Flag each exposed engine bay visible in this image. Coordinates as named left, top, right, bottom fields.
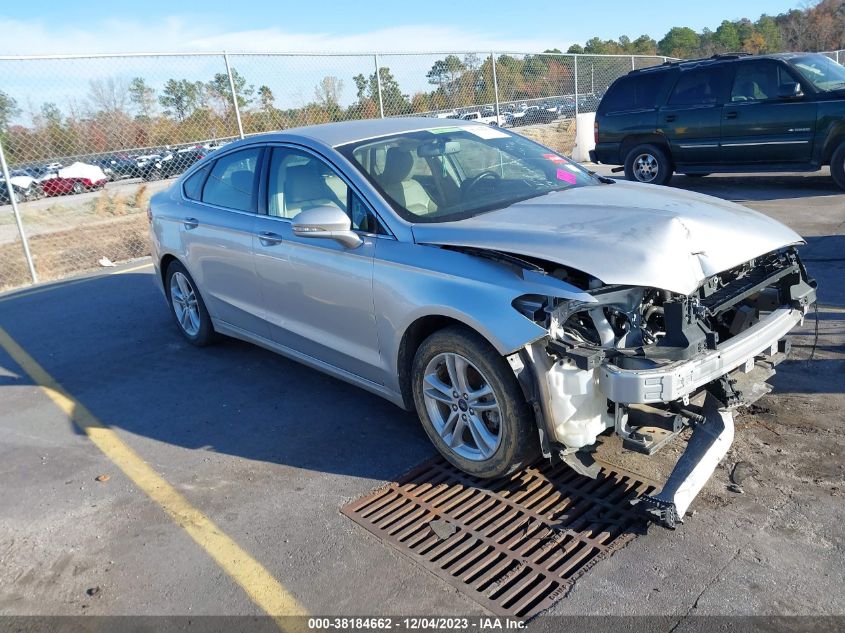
left=505, top=246, right=817, bottom=528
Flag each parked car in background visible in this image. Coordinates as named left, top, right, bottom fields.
left=9, top=170, right=45, bottom=200
left=149, top=118, right=816, bottom=527
left=512, top=105, right=557, bottom=126
left=0, top=180, right=20, bottom=204
left=592, top=52, right=845, bottom=189
left=134, top=153, right=162, bottom=172
left=460, top=110, right=507, bottom=126
left=95, top=155, right=141, bottom=181
left=576, top=94, right=602, bottom=112
left=140, top=147, right=206, bottom=181
left=40, top=162, right=108, bottom=196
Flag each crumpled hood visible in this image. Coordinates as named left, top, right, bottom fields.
left=412, top=180, right=803, bottom=295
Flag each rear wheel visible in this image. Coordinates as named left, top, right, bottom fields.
left=624, top=143, right=674, bottom=185
left=165, top=260, right=216, bottom=346
left=831, top=143, right=845, bottom=191
left=71, top=181, right=84, bottom=194
left=412, top=325, right=538, bottom=478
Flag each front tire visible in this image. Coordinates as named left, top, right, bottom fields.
left=412, top=325, right=538, bottom=478
left=831, top=143, right=845, bottom=191
left=165, top=260, right=216, bottom=346
left=624, top=143, right=674, bottom=185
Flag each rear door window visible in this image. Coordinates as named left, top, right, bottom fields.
left=201, top=147, right=262, bottom=212
left=183, top=165, right=209, bottom=200
left=668, top=65, right=730, bottom=105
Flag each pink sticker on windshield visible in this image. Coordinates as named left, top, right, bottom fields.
left=556, top=168, right=577, bottom=184
left=543, top=153, right=565, bottom=163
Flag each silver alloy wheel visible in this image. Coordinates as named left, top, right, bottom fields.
left=633, top=153, right=659, bottom=183
left=169, top=271, right=201, bottom=337
left=422, top=352, right=502, bottom=461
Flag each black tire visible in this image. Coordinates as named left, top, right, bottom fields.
left=411, top=325, right=538, bottom=478
left=684, top=173, right=710, bottom=178
left=71, top=181, right=84, bottom=194
left=164, top=260, right=217, bottom=346
left=623, top=143, right=674, bottom=186
left=831, top=143, right=845, bottom=191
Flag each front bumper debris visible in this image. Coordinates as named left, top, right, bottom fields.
left=598, top=306, right=805, bottom=405
left=632, top=392, right=735, bottom=528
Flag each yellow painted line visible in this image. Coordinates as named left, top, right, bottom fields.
left=0, top=325, right=308, bottom=628
left=0, top=261, right=153, bottom=303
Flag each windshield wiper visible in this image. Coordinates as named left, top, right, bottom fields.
left=586, top=169, right=615, bottom=184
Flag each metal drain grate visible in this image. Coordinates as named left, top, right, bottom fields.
left=342, top=456, right=654, bottom=619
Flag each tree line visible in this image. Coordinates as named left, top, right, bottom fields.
left=565, top=0, right=844, bottom=58
left=0, top=53, right=590, bottom=164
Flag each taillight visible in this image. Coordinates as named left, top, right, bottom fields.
left=594, top=120, right=599, bottom=144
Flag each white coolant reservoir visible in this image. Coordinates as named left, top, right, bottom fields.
left=546, top=360, right=613, bottom=449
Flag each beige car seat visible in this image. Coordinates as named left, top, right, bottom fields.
left=379, top=147, right=437, bottom=216
left=283, top=163, right=345, bottom=217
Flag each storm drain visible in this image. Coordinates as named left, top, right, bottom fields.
left=341, top=457, right=654, bottom=619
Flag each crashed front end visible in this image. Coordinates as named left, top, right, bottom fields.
left=512, top=247, right=817, bottom=528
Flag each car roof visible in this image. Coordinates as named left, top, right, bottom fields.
left=629, top=52, right=824, bottom=77
left=239, top=117, right=486, bottom=148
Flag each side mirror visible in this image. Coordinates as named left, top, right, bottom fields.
left=292, top=205, right=363, bottom=249
left=777, top=82, right=803, bottom=99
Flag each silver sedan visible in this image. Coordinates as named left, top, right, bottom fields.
left=149, top=117, right=816, bottom=528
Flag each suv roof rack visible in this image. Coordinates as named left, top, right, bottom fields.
left=660, top=52, right=752, bottom=67
left=630, top=52, right=753, bottom=75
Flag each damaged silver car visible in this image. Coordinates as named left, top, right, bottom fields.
left=149, top=118, right=816, bottom=528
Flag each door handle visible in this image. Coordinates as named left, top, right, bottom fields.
left=183, top=217, right=199, bottom=230
left=724, top=111, right=738, bottom=119
left=664, top=114, right=676, bottom=122
left=258, top=231, right=284, bottom=246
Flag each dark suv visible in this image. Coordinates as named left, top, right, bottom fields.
left=591, top=52, right=845, bottom=189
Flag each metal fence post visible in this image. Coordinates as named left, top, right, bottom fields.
left=223, top=51, right=244, bottom=139
left=374, top=54, right=385, bottom=118
left=631, top=55, right=635, bottom=71
left=573, top=55, right=579, bottom=117
left=490, top=52, right=500, bottom=120
left=0, top=139, right=37, bottom=284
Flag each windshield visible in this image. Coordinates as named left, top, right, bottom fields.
left=790, top=54, right=845, bottom=92
left=337, top=126, right=598, bottom=223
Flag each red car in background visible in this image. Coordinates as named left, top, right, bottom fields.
left=40, top=162, right=108, bottom=196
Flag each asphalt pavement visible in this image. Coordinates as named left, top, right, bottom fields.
left=0, top=170, right=842, bottom=627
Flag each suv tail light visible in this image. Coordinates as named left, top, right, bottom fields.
left=594, top=120, right=599, bottom=144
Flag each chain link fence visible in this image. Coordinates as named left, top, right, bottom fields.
left=1, top=49, right=842, bottom=291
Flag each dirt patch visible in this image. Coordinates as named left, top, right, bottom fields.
left=0, top=185, right=153, bottom=291
left=0, top=213, right=151, bottom=291
left=514, top=119, right=577, bottom=156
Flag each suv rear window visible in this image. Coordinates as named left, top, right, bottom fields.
left=600, top=72, right=673, bottom=113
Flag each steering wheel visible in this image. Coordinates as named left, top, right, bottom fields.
left=461, top=170, right=501, bottom=200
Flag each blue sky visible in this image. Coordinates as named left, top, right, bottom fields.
left=0, top=0, right=802, bottom=55
left=0, top=0, right=804, bottom=127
